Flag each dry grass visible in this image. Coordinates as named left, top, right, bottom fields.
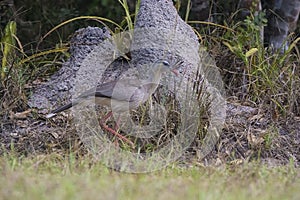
left=0, top=153, right=299, bottom=200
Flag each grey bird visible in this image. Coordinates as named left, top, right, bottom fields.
left=46, top=60, right=179, bottom=146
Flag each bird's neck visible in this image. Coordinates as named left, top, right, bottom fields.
left=146, top=68, right=162, bottom=95
left=150, top=68, right=162, bottom=83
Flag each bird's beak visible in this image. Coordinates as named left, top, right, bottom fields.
left=171, top=60, right=183, bottom=76
left=171, top=69, right=179, bottom=76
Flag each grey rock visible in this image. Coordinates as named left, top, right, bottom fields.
left=132, top=0, right=199, bottom=68
left=28, top=27, right=111, bottom=113
left=29, top=1, right=202, bottom=113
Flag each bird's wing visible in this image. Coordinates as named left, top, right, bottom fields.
left=108, top=79, right=144, bottom=102
left=76, top=79, right=143, bottom=102
left=75, top=81, right=117, bottom=99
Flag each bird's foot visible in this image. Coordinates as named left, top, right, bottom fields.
left=100, top=123, right=135, bottom=149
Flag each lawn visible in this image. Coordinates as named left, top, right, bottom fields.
left=0, top=154, right=299, bottom=200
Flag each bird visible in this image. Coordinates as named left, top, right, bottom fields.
left=46, top=60, right=180, bottom=147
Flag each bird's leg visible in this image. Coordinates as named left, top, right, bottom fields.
left=100, top=123, right=134, bottom=147
left=100, top=111, right=120, bottom=130
left=113, top=114, right=121, bottom=132
left=99, top=111, right=113, bottom=124
left=99, top=111, right=134, bottom=148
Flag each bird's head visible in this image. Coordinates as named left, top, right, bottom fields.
left=154, top=60, right=179, bottom=76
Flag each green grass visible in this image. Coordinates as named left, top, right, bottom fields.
left=192, top=8, right=300, bottom=116
left=0, top=154, right=299, bottom=200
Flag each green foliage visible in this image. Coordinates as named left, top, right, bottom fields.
left=6, top=0, right=134, bottom=50
left=1, top=21, right=17, bottom=80
left=119, top=0, right=134, bottom=30
left=223, top=11, right=267, bottom=64
left=222, top=9, right=300, bottom=115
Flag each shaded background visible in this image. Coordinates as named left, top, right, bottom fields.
left=1, top=0, right=299, bottom=51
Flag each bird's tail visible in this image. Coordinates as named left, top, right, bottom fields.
left=46, top=102, right=73, bottom=118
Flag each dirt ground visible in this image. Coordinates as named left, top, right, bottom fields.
left=1, top=26, right=299, bottom=167
left=1, top=97, right=299, bottom=167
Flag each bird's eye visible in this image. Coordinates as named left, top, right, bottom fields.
left=162, top=61, right=169, bottom=66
